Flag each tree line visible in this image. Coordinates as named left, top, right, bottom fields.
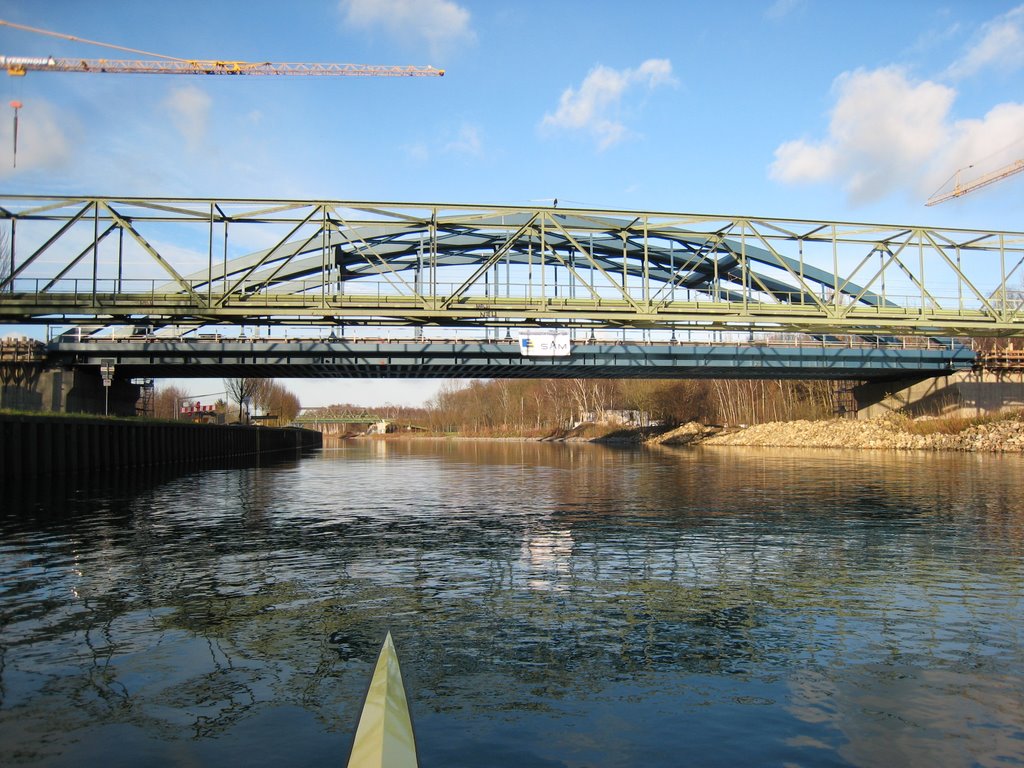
left=153, top=378, right=301, bottom=424
left=420, top=377, right=839, bottom=436
left=154, top=375, right=838, bottom=434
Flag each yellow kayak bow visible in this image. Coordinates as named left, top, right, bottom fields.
left=346, top=632, right=419, bottom=768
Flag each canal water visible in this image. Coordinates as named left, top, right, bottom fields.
left=1, top=440, right=1023, bottom=767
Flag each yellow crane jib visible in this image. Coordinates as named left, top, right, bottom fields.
left=0, top=19, right=443, bottom=78
left=926, top=159, right=1024, bottom=206
left=0, top=55, right=443, bottom=77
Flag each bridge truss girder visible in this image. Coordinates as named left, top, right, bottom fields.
left=2, top=196, right=1024, bottom=337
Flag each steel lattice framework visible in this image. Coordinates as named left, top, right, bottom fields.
left=2, top=195, right=1024, bottom=337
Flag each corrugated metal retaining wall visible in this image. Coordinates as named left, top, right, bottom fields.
left=0, top=415, right=322, bottom=481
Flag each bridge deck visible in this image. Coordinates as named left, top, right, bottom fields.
left=45, top=338, right=974, bottom=381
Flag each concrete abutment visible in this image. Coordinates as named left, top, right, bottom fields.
left=854, top=370, right=1024, bottom=419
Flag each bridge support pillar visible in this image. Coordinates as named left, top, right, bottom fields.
left=0, top=359, right=141, bottom=416
left=854, top=370, right=1024, bottom=419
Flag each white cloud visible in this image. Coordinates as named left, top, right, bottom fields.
left=163, top=85, right=212, bottom=152
left=946, top=5, right=1024, bottom=80
left=0, top=100, right=71, bottom=177
left=444, top=123, right=482, bottom=156
left=339, top=0, right=474, bottom=56
left=541, top=59, right=677, bottom=150
left=770, top=67, right=961, bottom=203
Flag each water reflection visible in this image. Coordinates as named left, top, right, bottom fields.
left=1, top=440, right=1023, bottom=766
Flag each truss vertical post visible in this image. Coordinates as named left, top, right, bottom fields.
left=321, top=205, right=328, bottom=309
left=741, top=222, right=748, bottom=316
left=541, top=214, right=547, bottom=301
left=832, top=225, right=839, bottom=310
left=713, top=238, right=720, bottom=302
left=117, top=225, right=124, bottom=296
left=798, top=239, right=805, bottom=306
left=643, top=217, right=651, bottom=310
left=6, top=218, right=14, bottom=292
left=222, top=219, right=229, bottom=302
left=956, top=246, right=962, bottom=311
left=1001, top=233, right=1007, bottom=322
left=430, top=208, right=438, bottom=310
left=208, top=202, right=215, bottom=306
left=621, top=233, right=627, bottom=293
left=919, top=232, right=926, bottom=310
left=91, top=200, right=99, bottom=305
left=528, top=240, right=533, bottom=302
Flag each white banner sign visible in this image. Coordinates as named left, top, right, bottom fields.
left=519, top=332, right=571, bottom=357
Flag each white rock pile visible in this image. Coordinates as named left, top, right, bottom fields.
left=697, top=415, right=1024, bottom=452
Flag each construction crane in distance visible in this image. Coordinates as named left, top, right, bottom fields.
left=0, top=18, right=445, bottom=77
left=926, top=158, right=1024, bottom=206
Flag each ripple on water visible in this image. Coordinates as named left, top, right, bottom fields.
left=1, top=442, right=1023, bottom=767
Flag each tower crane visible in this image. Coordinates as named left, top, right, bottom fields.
left=0, top=18, right=443, bottom=166
left=0, top=18, right=445, bottom=78
left=926, top=158, right=1024, bottom=206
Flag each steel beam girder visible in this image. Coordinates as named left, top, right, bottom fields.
left=45, top=340, right=974, bottom=381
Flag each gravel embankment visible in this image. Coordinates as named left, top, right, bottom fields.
left=696, top=416, right=1024, bottom=452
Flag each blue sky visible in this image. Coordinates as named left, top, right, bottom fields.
left=3, top=0, right=1024, bottom=407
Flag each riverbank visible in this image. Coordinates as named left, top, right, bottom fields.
left=340, top=411, right=1024, bottom=452
left=690, top=413, right=1024, bottom=452
left=512, top=412, right=1024, bottom=452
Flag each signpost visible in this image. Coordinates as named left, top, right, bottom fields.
left=99, top=358, right=114, bottom=415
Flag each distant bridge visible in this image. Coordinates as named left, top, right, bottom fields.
left=42, top=335, right=972, bottom=382
left=2, top=196, right=1024, bottom=338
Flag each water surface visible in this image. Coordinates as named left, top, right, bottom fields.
left=2, top=441, right=1023, bottom=766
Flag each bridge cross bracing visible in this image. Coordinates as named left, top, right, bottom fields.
left=1, top=195, right=1024, bottom=338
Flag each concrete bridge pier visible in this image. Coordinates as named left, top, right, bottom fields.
left=854, top=370, right=1024, bottom=419
left=1, top=358, right=140, bottom=416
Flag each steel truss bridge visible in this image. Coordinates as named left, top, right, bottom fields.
left=0, top=195, right=1020, bottom=382
left=1, top=195, right=1023, bottom=337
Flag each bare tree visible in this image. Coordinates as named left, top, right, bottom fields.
left=253, top=380, right=302, bottom=424
left=223, top=377, right=262, bottom=423
left=154, top=384, right=191, bottom=421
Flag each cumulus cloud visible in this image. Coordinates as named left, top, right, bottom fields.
left=163, top=85, right=212, bottom=152
left=771, top=65, right=1024, bottom=203
left=946, top=5, right=1024, bottom=80
left=541, top=59, right=677, bottom=150
left=339, top=0, right=474, bottom=55
left=0, top=100, right=71, bottom=177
